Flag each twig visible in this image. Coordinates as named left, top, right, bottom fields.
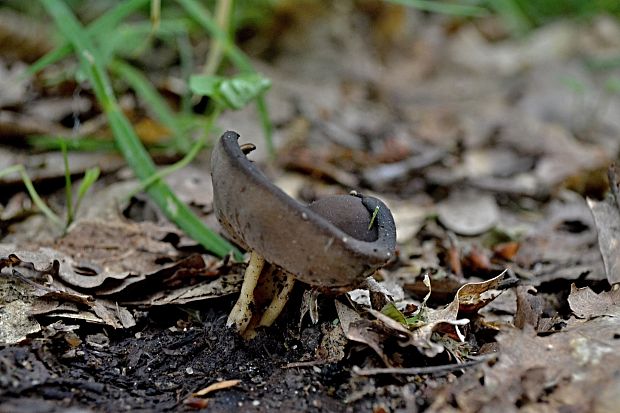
left=352, top=354, right=497, bottom=376
left=284, top=360, right=332, bottom=369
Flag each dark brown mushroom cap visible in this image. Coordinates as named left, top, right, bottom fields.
left=211, top=131, right=396, bottom=288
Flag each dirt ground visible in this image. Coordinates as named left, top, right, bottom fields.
left=2, top=294, right=428, bottom=413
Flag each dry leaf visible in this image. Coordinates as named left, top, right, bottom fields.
left=514, top=285, right=545, bottom=330
left=192, top=379, right=241, bottom=397
left=315, top=322, right=347, bottom=363
left=587, top=196, right=620, bottom=286
left=127, top=272, right=242, bottom=306
left=437, top=191, right=500, bottom=236
left=568, top=284, right=620, bottom=319
left=0, top=299, right=41, bottom=345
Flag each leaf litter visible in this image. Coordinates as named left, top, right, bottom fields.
left=2, top=2, right=620, bottom=412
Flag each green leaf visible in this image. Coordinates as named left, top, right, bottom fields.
left=381, top=302, right=407, bottom=325
left=190, top=73, right=271, bottom=110
left=405, top=312, right=427, bottom=328
left=61, top=139, right=74, bottom=226
left=189, top=75, right=224, bottom=97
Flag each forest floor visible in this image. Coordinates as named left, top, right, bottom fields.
left=1, top=3, right=620, bottom=412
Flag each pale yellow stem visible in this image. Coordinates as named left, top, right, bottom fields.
left=258, top=272, right=296, bottom=327
left=226, top=250, right=265, bottom=332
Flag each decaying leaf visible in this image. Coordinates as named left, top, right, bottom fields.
left=0, top=151, right=125, bottom=186
left=587, top=195, right=620, bottom=286
left=300, top=289, right=320, bottom=326
left=568, top=284, right=620, bottom=319
left=346, top=319, right=397, bottom=366
left=335, top=300, right=363, bottom=336
left=315, top=322, right=348, bottom=363
left=514, top=285, right=546, bottom=330
left=515, top=193, right=605, bottom=285
left=126, top=272, right=242, bottom=306
left=437, top=191, right=500, bottom=236
left=0, top=297, right=41, bottom=345
left=52, top=219, right=182, bottom=290
left=433, top=317, right=620, bottom=412
left=455, top=271, right=506, bottom=313
left=338, top=272, right=506, bottom=362
left=29, top=291, right=135, bottom=329
left=0, top=218, right=242, bottom=329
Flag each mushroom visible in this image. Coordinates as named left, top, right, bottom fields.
left=211, top=131, right=396, bottom=336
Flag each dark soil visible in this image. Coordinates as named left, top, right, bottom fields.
left=0, top=295, right=427, bottom=412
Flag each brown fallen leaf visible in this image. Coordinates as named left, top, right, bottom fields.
left=184, top=398, right=210, bottom=409
left=0, top=276, right=42, bottom=345
left=568, top=284, right=620, bottom=319
left=30, top=291, right=136, bottom=329
left=492, top=241, right=520, bottom=261
left=515, top=193, right=605, bottom=286
left=0, top=150, right=124, bottom=186
left=126, top=272, right=243, bottom=306
left=455, top=270, right=506, bottom=313
left=587, top=194, right=620, bottom=286
left=52, top=219, right=181, bottom=291
left=432, top=317, right=620, bottom=413
left=346, top=319, right=398, bottom=366
left=281, top=146, right=359, bottom=188
left=514, top=285, right=545, bottom=330
left=192, top=379, right=241, bottom=397
left=340, top=272, right=506, bottom=363
left=437, top=191, right=500, bottom=236
left=315, top=322, right=348, bottom=363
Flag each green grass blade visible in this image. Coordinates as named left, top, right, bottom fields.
left=128, top=107, right=221, bottom=198
left=256, top=95, right=274, bottom=156
left=388, top=0, right=489, bottom=16
left=175, top=0, right=253, bottom=73
left=42, top=0, right=241, bottom=259
left=28, top=135, right=117, bottom=152
left=60, top=140, right=74, bottom=226
left=111, top=59, right=191, bottom=152
left=151, top=0, right=161, bottom=32
left=73, top=167, right=100, bottom=218
left=0, top=164, right=63, bottom=229
left=28, top=0, right=150, bottom=76
left=485, top=0, right=533, bottom=35
left=177, top=32, right=195, bottom=115
left=19, top=168, right=64, bottom=229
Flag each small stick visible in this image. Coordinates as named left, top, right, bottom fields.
left=352, top=354, right=496, bottom=376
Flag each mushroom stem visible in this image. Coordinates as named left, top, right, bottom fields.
left=258, top=272, right=296, bottom=327
left=226, top=250, right=265, bottom=332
